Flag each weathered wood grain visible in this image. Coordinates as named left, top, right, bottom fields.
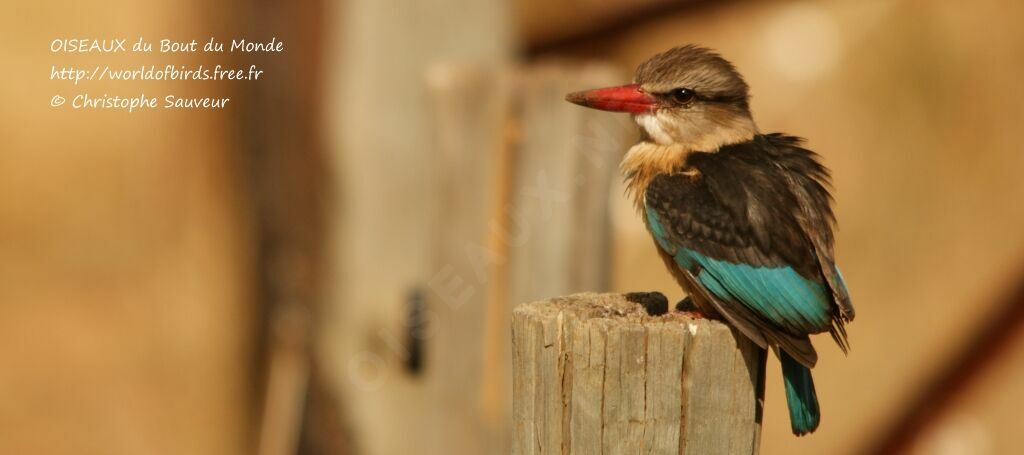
left=512, top=292, right=765, bottom=455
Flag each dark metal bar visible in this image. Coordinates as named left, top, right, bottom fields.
left=865, top=266, right=1024, bottom=454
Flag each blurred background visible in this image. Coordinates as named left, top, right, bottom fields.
left=3, top=0, right=1024, bottom=454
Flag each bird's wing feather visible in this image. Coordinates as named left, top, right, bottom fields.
left=645, top=201, right=830, bottom=335
left=762, top=135, right=854, bottom=345
left=678, top=267, right=819, bottom=366
left=644, top=136, right=851, bottom=365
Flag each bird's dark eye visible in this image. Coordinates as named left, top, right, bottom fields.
left=668, top=88, right=696, bottom=105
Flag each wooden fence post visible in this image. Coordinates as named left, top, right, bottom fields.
left=512, top=292, right=766, bottom=455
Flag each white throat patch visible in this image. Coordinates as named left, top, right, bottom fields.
left=635, top=114, right=674, bottom=145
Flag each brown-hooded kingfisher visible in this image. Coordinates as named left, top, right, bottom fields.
left=566, top=45, right=855, bottom=436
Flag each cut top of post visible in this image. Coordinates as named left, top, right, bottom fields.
left=512, top=292, right=765, bottom=455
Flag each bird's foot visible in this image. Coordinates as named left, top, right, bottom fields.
left=673, top=296, right=707, bottom=319
left=624, top=291, right=668, bottom=316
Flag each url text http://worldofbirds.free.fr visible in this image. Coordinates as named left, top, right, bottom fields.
left=47, top=37, right=285, bottom=112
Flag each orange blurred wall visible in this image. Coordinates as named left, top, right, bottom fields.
left=0, top=1, right=256, bottom=454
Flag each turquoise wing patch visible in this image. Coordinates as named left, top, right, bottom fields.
left=647, top=207, right=832, bottom=334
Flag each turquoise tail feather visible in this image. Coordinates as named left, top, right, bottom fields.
left=781, top=350, right=820, bottom=435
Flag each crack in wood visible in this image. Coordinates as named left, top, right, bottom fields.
left=513, top=293, right=762, bottom=454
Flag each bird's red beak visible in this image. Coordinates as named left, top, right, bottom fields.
left=565, top=84, right=656, bottom=114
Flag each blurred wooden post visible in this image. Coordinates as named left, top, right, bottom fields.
left=512, top=293, right=765, bottom=455
left=424, top=63, right=631, bottom=454
left=507, top=64, right=631, bottom=305
left=425, top=64, right=514, bottom=454
left=320, top=0, right=511, bottom=452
